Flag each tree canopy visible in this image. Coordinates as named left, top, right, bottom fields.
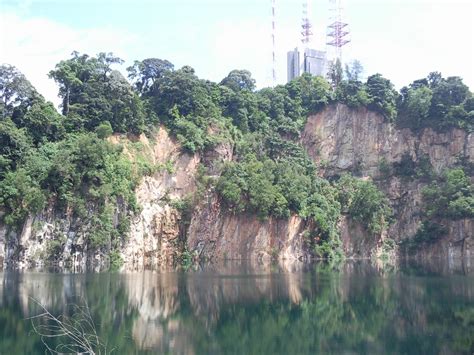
left=397, top=72, right=472, bottom=130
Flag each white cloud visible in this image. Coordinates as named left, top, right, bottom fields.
left=0, top=12, right=137, bottom=106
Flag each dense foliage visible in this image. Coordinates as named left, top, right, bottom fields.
left=422, top=168, right=474, bottom=220
left=1, top=52, right=471, bottom=262
left=1, top=59, right=141, bottom=258
left=335, top=174, right=393, bottom=235
left=403, top=167, right=474, bottom=252
left=397, top=72, right=473, bottom=130
left=49, top=52, right=148, bottom=134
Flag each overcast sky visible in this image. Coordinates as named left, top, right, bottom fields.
left=1, top=0, right=473, bottom=105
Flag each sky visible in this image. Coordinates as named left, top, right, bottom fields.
left=0, top=0, right=473, bottom=105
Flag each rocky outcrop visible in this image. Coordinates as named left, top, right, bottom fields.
left=0, top=128, right=201, bottom=269
left=302, top=104, right=473, bottom=257
left=119, top=129, right=201, bottom=269
left=339, top=216, right=379, bottom=259
left=0, top=205, right=116, bottom=269
left=406, top=218, right=474, bottom=261
left=187, top=194, right=312, bottom=263
left=302, top=105, right=473, bottom=176
left=1, top=105, right=471, bottom=268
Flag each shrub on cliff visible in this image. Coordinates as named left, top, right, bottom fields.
left=366, top=74, right=398, bottom=122
left=217, top=155, right=290, bottom=219
left=0, top=132, right=138, bottom=251
left=422, top=168, right=474, bottom=219
left=217, top=151, right=342, bottom=251
left=336, top=174, right=393, bottom=235
left=397, top=72, right=472, bottom=131
left=335, top=80, right=370, bottom=108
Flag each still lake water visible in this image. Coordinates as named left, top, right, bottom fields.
left=0, top=260, right=473, bottom=354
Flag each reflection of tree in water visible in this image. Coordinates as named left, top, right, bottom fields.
left=0, top=261, right=473, bottom=354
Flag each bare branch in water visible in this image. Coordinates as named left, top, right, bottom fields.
left=28, top=297, right=113, bottom=354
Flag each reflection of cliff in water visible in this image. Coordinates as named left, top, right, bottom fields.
left=0, top=260, right=473, bottom=354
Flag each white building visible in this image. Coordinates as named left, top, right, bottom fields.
left=303, top=48, right=327, bottom=77
left=287, top=48, right=300, bottom=82
left=287, top=47, right=327, bottom=83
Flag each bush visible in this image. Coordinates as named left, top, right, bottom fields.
left=336, top=174, right=392, bottom=234
left=403, top=221, right=447, bottom=252
left=46, top=235, right=66, bottom=262
left=422, top=168, right=474, bottom=219
left=95, top=121, right=113, bottom=138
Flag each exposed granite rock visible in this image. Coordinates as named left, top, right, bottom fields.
left=302, top=104, right=473, bottom=258
left=187, top=193, right=313, bottom=262
left=0, top=209, right=100, bottom=269
left=302, top=104, right=473, bottom=176
left=339, top=216, right=378, bottom=259
left=0, top=128, right=200, bottom=269
left=120, top=128, right=201, bottom=269
left=406, top=219, right=474, bottom=260
left=1, top=105, right=472, bottom=268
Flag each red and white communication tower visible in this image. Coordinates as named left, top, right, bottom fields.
left=271, top=0, right=277, bottom=85
left=301, top=0, right=313, bottom=46
left=326, top=0, right=350, bottom=60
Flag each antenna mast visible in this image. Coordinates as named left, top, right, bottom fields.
left=326, top=0, right=350, bottom=60
left=271, top=0, right=277, bottom=86
left=301, top=0, right=313, bottom=47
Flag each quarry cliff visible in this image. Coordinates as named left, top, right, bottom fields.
left=1, top=104, right=472, bottom=269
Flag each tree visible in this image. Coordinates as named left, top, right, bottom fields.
left=96, top=52, right=124, bottom=80
left=49, top=52, right=146, bottom=133
left=427, top=71, right=443, bottom=88
left=127, top=58, right=174, bottom=95
left=95, top=121, right=113, bottom=139
left=21, top=101, right=65, bottom=143
left=0, top=118, right=32, bottom=174
left=398, top=86, right=433, bottom=129
left=423, top=168, right=474, bottom=219
left=0, top=168, right=45, bottom=226
left=429, top=76, right=470, bottom=120
left=397, top=73, right=472, bottom=130
left=106, top=70, right=146, bottom=133
left=48, top=52, right=90, bottom=115
left=366, top=74, right=397, bottom=121
left=289, top=74, right=332, bottom=114
left=0, top=64, right=42, bottom=118
left=220, top=70, right=256, bottom=92
left=336, top=174, right=392, bottom=234
left=336, top=81, right=370, bottom=108
left=344, top=60, right=364, bottom=81
left=327, top=59, right=343, bottom=87
left=220, top=87, right=256, bottom=133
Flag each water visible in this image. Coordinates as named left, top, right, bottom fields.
left=0, top=260, right=473, bottom=354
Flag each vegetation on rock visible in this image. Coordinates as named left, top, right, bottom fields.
left=0, top=52, right=472, bottom=262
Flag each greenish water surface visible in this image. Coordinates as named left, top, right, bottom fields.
left=0, top=260, right=473, bottom=354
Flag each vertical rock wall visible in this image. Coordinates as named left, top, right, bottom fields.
left=1, top=105, right=472, bottom=268
left=302, top=104, right=473, bottom=258
left=186, top=193, right=313, bottom=262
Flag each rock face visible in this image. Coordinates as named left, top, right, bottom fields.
left=0, top=206, right=111, bottom=269
left=302, top=105, right=473, bottom=176
left=0, top=129, right=201, bottom=269
left=339, top=216, right=379, bottom=259
left=0, top=105, right=472, bottom=268
left=187, top=194, right=312, bottom=263
left=302, top=104, right=474, bottom=257
left=119, top=129, right=201, bottom=269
